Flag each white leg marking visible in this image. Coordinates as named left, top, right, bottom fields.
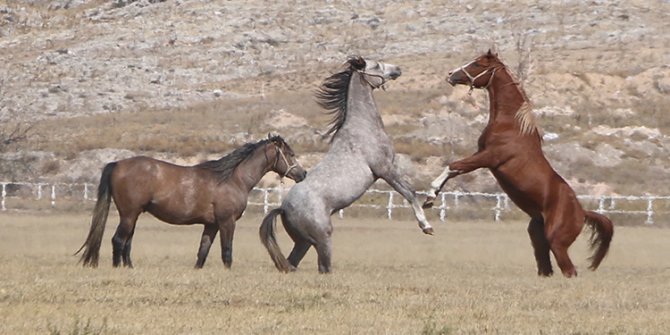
left=429, top=165, right=453, bottom=194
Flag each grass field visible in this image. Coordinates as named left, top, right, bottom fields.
left=0, top=213, right=669, bottom=335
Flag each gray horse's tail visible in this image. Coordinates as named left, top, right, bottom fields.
left=75, top=162, right=116, bottom=267
left=584, top=211, right=614, bottom=271
left=259, top=208, right=292, bottom=272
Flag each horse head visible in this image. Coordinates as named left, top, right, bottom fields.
left=448, top=49, right=504, bottom=92
left=349, top=56, right=402, bottom=89
left=267, top=133, right=306, bottom=183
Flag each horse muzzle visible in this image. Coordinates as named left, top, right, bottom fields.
left=389, top=68, right=401, bottom=80
left=290, top=169, right=307, bottom=183
left=446, top=73, right=462, bottom=86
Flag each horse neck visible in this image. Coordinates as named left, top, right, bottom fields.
left=486, top=68, right=528, bottom=124
left=342, top=72, right=385, bottom=130
left=230, top=146, right=273, bottom=192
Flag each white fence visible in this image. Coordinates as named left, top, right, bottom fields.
left=1, top=181, right=669, bottom=225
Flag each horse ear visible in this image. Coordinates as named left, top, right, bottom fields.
left=349, top=56, right=366, bottom=70
left=487, top=48, right=498, bottom=58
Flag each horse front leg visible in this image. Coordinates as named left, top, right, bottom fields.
left=195, top=224, right=218, bottom=269
left=217, top=218, right=236, bottom=269
left=423, top=150, right=493, bottom=208
left=380, top=167, right=433, bottom=234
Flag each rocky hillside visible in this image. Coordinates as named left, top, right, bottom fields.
left=1, top=0, right=669, bottom=196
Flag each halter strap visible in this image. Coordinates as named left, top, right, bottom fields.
left=357, top=70, right=387, bottom=90
left=455, top=62, right=501, bottom=94
left=273, top=145, right=297, bottom=179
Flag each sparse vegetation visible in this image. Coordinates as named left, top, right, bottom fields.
left=1, top=214, right=669, bottom=334
left=47, top=317, right=108, bottom=335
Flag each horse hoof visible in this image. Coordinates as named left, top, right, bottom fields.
left=422, top=227, right=434, bottom=235
left=422, top=200, right=434, bottom=209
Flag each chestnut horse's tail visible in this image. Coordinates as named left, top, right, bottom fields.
left=259, top=208, right=292, bottom=272
left=584, top=211, right=614, bottom=270
left=75, top=162, right=117, bottom=267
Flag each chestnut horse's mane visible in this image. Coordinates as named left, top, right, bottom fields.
left=515, top=101, right=539, bottom=136
left=497, top=64, right=539, bottom=137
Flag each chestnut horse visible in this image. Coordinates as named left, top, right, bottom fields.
left=76, top=135, right=306, bottom=269
left=424, top=50, right=613, bottom=278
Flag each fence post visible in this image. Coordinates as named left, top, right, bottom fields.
left=84, top=183, right=89, bottom=200
left=439, top=192, right=447, bottom=222
left=387, top=191, right=394, bottom=220
left=37, top=183, right=43, bottom=200
left=50, top=184, right=56, bottom=207
left=646, top=197, right=654, bottom=225
left=494, top=194, right=503, bottom=222
left=262, top=188, right=269, bottom=214
left=1, top=183, right=6, bottom=211
left=597, top=197, right=605, bottom=214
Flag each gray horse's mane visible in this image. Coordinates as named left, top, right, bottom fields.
left=196, top=135, right=286, bottom=183
left=315, top=57, right=366, bottom=141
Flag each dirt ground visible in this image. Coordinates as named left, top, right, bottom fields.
left=0, top=213, right=668, bottom=334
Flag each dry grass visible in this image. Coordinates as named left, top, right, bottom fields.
left=1, top=213, right=668, bottom=334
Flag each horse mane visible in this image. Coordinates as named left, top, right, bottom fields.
left=196, top=136, right=282, bottom=183
left=514, top=101, right=540, bottom=136
left=498, top=65, right=540, bottom=137
left=315, top=57, right=366, bottom=141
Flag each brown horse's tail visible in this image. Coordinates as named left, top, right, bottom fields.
left=259, top=208, right=292, bottom=272
left=584, top=211, right=614, bottom=270
left=75, top=162, right=116, bottom=267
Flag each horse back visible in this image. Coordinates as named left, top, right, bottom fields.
left=110, top=156, right=218, bottom=223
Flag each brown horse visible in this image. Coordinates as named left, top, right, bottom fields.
left=424, top=50, right=613, bottom=278
left=76, top=134, right=306, bottom=269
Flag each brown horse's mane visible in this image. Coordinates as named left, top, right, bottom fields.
left=315, top=57, right=366, bottom=141
left=514, top=101, right=539, bottom=136
left=498, top=64, right=539, bottom=136
left=196, top=135, right=285, bottom=183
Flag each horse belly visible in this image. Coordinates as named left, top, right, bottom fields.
left=286, top=170, right=374, bottom=214
left=491, top=169, right=544, bottom=217
left=146, top=184, right=215, bottom=225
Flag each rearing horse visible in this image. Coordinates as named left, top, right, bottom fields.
left=424, top=50, right=613, bottom=278
left=77, top=135, right=306, bottom=269
left=260, top=57, right=434, bottom=273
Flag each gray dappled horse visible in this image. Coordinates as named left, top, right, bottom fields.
left=260, top=57, right=434, bottom=273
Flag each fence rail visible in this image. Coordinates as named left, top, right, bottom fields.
left=1, top=181, right=669, bottom=225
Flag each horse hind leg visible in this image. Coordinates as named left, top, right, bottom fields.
left=122, top=234, right=134, bottom=268
left=546, top=219, right=580, bottom=278
left=527, top=217, right=553, bottom=277
left=315, top=238, right=333, bottom=274
left=287, top=240, right=311, bottom=271
left=112, top=212, right=140, bottom=267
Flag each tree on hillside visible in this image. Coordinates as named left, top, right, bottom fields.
left=0, top=122, right=37, bottom=181
left=0, top=122, right=33, bottom=151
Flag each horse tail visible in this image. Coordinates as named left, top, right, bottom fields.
left=259, top=208, right=292, bottom=272
left=584, top=210, right=614, bottom=270
left=75, top=162, right=117, bottom=267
